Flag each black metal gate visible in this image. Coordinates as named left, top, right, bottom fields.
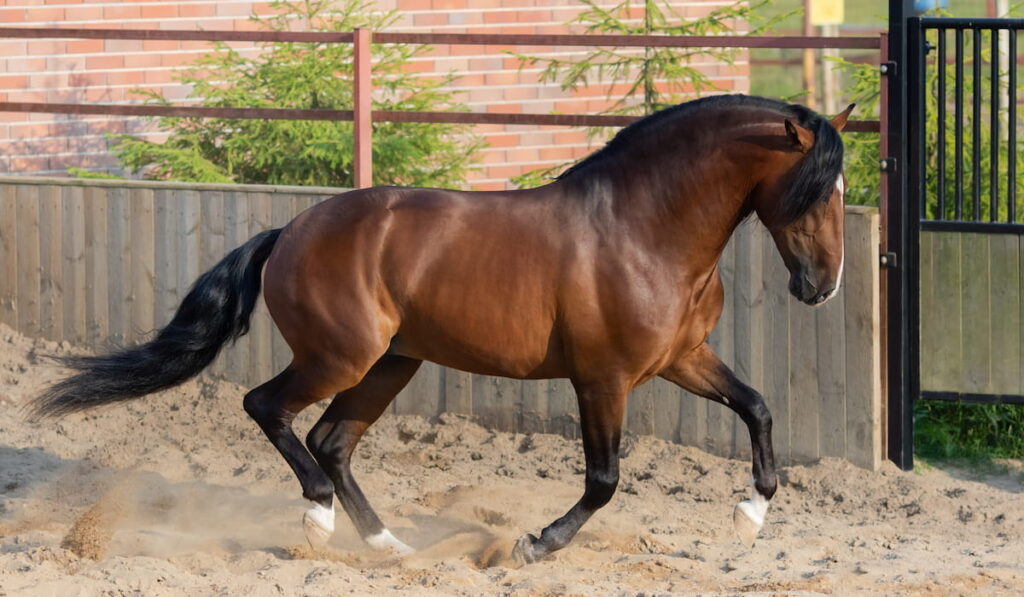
left=886, top=7, right=1023, bottom=469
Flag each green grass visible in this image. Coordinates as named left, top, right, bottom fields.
left=915, top=401, right=1024, bottom=460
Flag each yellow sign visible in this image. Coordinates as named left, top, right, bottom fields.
left=810, top=0, right=844, bottom=25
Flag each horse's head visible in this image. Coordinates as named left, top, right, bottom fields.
left=752, top=104, right=854, bottom=306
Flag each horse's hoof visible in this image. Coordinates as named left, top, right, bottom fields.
left=302, top=502, right=335, bottom=548
left=366, top=529, right=415, bottom=556
left=732, top=500, right=764, bottom=548
left=511, top=533, right=538, bottom=566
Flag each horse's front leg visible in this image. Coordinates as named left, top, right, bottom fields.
left=512, top=382, right=627, bottom=565
left=661, top=343, right=778, bottom=547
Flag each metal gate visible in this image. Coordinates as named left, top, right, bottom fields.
left=886, top=10, right=1023, bottom=469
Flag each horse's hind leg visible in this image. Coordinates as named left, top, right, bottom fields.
left=512, top=381, right=627, bottom=564
left=661, top=343, right=778, bottom=547
left=243, top=363, right=367, bottom=547
left=305, top=355, right=422, bottom=555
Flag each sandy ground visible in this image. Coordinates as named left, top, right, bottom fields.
left=0, top=325, right=1022, bottom=596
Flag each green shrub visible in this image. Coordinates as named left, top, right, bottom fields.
left=105, top=0, right=483, bottom=188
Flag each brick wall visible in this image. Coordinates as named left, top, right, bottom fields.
left=0, top=0, right=750, bottom=189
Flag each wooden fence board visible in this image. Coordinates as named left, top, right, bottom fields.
left=38, top=185, right=63, bottom=342
left=84, top=186, right=109, bottom=346
left=844, top=210, right=881, bottom=469
left=921, top=232, right=964, bottom=391
left=816, top=285, right=847, bottom=458
left=153, top=188, right=179, bottom=330
left=706, top=236, right=737, bottom=455
left=546, top=378, right=579, bottom=439
left=960, top=234, right=992, bottom=393
left=626, top=378, right=656, bottom=437
left=129, top=188, right=155, bottom=345
left=396, top=362, right=443, bottom=418
left=177, top=189, right=201, bottom=304
left=989, top=234, right=1020, bottom=395
left=677, top=389, right=706, bottom=448
left=15, top=185, right=40, bottom=339
left=762, top=233, right=792, bottom=463
left=0, top=185, right=17, bottom=329
left=62, top=185, right=86, bottom=345
left=106, top=186, right=130, bottom=344
left=919, top=232, right=938, bottom=388
left=789, top=296, right=820, bottom=461
left=1020, top=238, right=1024, bottom=394
left=651, top=379, right=681, bottom=444
left=518, top=379, right=547, bottom=434
left=443, top=368, right=473, bottom=416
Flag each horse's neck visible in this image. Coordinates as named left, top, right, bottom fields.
left=606, top=159, right=753, bottom=261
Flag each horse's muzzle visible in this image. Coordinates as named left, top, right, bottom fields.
left=789, top=272, right=836, bottom=306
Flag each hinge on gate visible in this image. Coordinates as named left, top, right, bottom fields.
left=880, top=157, right=897, bottom=173
left=880, top=252, right=898, bottom=269
left=880, top=61, right=897, bottom=76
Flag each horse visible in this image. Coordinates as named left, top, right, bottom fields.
left=33, top=94, right=854, bottom=564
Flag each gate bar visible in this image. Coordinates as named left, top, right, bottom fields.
left=991, top=30, right=999, bottom=222
left=973, top=29, right=982, bottom=221
left=937, top=30, right=946, bottom=220
left=885, top=1, right=917, bottom=471
left=955, top=29, right=965, bottom=220
left=1010, top=31, right=1018, bottom=223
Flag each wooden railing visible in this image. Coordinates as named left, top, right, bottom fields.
left=0, top=26, right=883, bottom=188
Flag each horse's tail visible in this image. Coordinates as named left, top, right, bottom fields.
left=31, top=228, right=282, bottom=418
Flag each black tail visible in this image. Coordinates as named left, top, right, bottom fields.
left=31, top=228, right=282, bottom=418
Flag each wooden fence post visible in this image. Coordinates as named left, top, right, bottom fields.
left=353, top=28, right=373, bottom=189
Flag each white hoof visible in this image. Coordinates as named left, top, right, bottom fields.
left=366, top=529, right=415, bottom=556
left=302, top=502, right=335, bottom=548
left=733, top=501, right=763, bottom=548
left=511, top=533, right=538, bottom=566
left=732, top=479, right=770, bottom=548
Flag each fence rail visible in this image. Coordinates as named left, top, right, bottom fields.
left=0, top=26, right=883, bottom=187
left=0, top=177, right=883, bottom=470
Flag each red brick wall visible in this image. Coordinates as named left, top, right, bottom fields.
left=1, top=0, right=749, bottom=189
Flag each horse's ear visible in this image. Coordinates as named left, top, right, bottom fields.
left=830, top=103, right=856, bottom=132
left=784, top=119, right=815, bottom=153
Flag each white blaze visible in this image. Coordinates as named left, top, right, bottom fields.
left=823, top=174, right=845, bottom=302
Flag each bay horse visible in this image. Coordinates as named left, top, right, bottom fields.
left=34, top=95, right=854, bottom=564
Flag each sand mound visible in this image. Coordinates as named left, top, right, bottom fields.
left=1, top=323, right=1022, bottom=595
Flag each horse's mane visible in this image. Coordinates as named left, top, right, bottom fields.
left=557, top=94, right=844, bottom=225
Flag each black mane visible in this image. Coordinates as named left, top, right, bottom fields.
left=558, top=94, right=844, bottom=225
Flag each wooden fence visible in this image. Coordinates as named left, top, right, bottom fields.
left=920, top=231, right=1023, bottom=396
left=0, top=177, right=882, bottom=469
